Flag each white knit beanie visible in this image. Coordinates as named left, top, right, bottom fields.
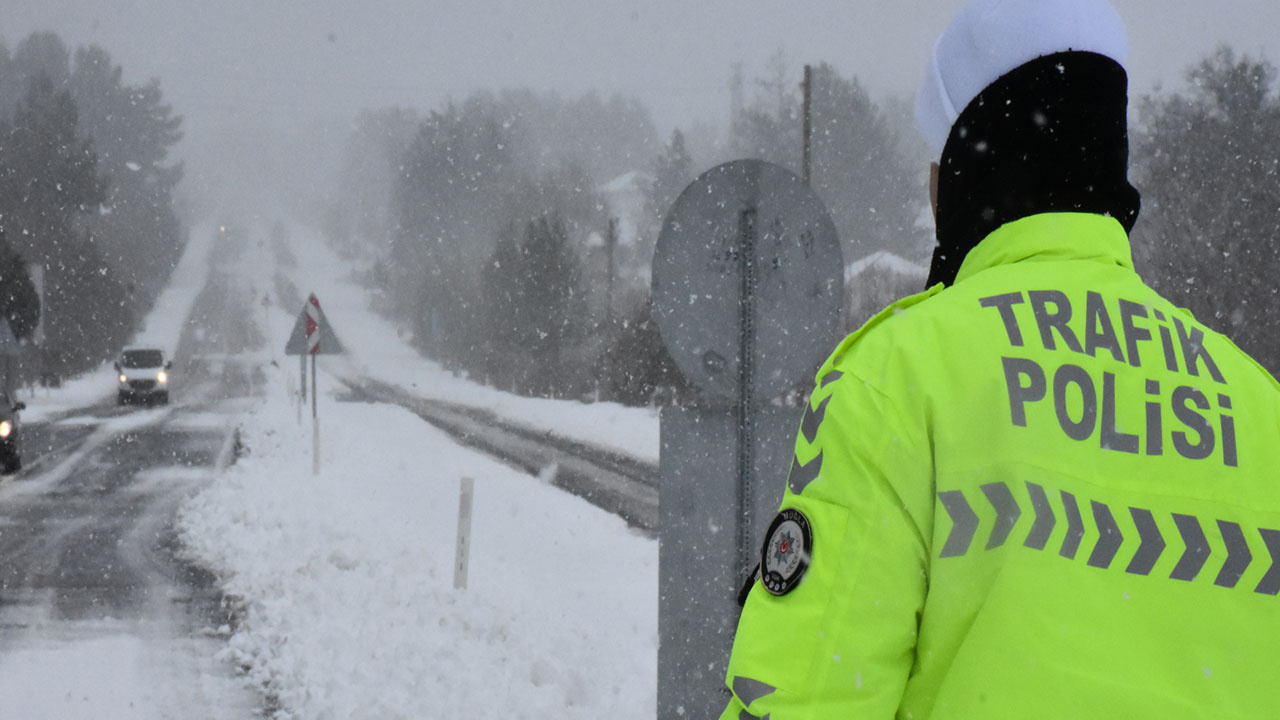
left=915, top=0, right=1130, bottom=158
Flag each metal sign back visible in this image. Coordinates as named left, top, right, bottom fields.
left=651, top=159, right=843, bottom=400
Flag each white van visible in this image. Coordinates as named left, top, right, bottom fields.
left=115, top=347, right=172, bottom=405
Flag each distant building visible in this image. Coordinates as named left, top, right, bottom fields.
left=843, top=251, right=929, bottom=332
left=596, top=171, right=656, bottom=314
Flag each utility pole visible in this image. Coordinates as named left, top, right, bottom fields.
left=605, top=217, right=618, bottom=327
left=802, top=64, right=813, bottom=184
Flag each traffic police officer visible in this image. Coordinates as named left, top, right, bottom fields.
left=722, top=0, right=1280, bottom=717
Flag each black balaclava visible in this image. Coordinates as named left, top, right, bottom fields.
left=927, top=51, right=1141, bottom=288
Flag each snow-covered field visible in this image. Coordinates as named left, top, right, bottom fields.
left=176, top=219, right=660, bottom=718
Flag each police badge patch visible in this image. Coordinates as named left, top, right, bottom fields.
left=760, top=508, right=812, bottom=596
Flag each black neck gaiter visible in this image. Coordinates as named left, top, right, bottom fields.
left=927, top=51, right=1141, bottom=288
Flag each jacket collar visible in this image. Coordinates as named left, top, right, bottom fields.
left=952, top=212, right=1135, bottom=286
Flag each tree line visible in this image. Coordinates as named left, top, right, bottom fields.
left=326, top=57, right=930, bottom=404
left=0, top=32, right=184, bottom=382
left=1130, top=47, right=1280, bottom=372
left=327, top=46, right=1280, bottom=407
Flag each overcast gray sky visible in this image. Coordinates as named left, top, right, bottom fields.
left=5, top=0, right=1280, bottom=213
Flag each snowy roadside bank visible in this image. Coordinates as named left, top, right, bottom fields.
left=177, top=363, right=658, bottom=718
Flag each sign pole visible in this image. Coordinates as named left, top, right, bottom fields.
left=736, top=206, right=758, bottom=585
left=311, top=352, right=319, bottom=475
left=802, top=64, right=813, bottom=184
left=283, top=292, right=344, bottom=475
left=651, top=160, right=844, bottom=720
left=297, top=354, right=305, bottom=426
left=307, top=293, right=320, bottom=475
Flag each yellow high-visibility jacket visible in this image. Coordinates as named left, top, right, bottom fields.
left=722, top=212, right=1280, bottom=719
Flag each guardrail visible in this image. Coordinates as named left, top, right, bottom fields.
left=339, top=377, right=659, bottom=535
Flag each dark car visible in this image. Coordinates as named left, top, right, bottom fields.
left=0, top=391, right=25, bottom=474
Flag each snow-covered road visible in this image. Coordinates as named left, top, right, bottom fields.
left=0, top=408, right=258, bottom=720
left=0, top=227, right=264, bottom=718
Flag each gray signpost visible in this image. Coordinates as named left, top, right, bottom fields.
left=0, top=323, right=20, bottom=400
left=285, top=293, right=345, bottom=474
left=652, top=159, right=843, bottom=719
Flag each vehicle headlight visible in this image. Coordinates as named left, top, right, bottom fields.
left=119, top=374, right=128, bottom=383
left=157, top=371, right=168, bottom=384
left=0, top=421, right=12, bottom=438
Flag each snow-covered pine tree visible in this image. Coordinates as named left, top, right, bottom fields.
left=1132, top=46, right=1280, bottom=372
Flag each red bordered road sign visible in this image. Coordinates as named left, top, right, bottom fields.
left=285, top=293, right=345, bottom=356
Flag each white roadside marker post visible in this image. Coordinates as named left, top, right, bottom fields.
left=454, top=477, right=475, bottom=590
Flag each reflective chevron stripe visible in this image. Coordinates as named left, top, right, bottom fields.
left=1126, top=507, right=1165, bottom=575
left=981, top=482, right=1021, bottom=549
left=787, top=391, right=833, bottom=496
left=1256, top=529, right=1280, bottom=595
left=936, top=483, right=1279, bottom=595
left=1023, top=482, right=1055, bottom=550
left=1059, top=491, right=1085, bottom=560
left=786, top=451, right=822, bottom=495
left=800, top=395, right=830, bottom=444
left=1087, top=501, right=1122, bottom=569
left=1170, top=514, right=1210, bottom=582
left=939, top=490, right=979, bottom=558
left=732, top=676, right=776, bottom=708
left=1215, top=521, right=1251, bottom=588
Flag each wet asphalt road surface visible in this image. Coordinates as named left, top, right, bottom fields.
left=0, top=233, right=267, bottom=717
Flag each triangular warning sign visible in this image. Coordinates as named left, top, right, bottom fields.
left=285, top=293, right=345, bottom=355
